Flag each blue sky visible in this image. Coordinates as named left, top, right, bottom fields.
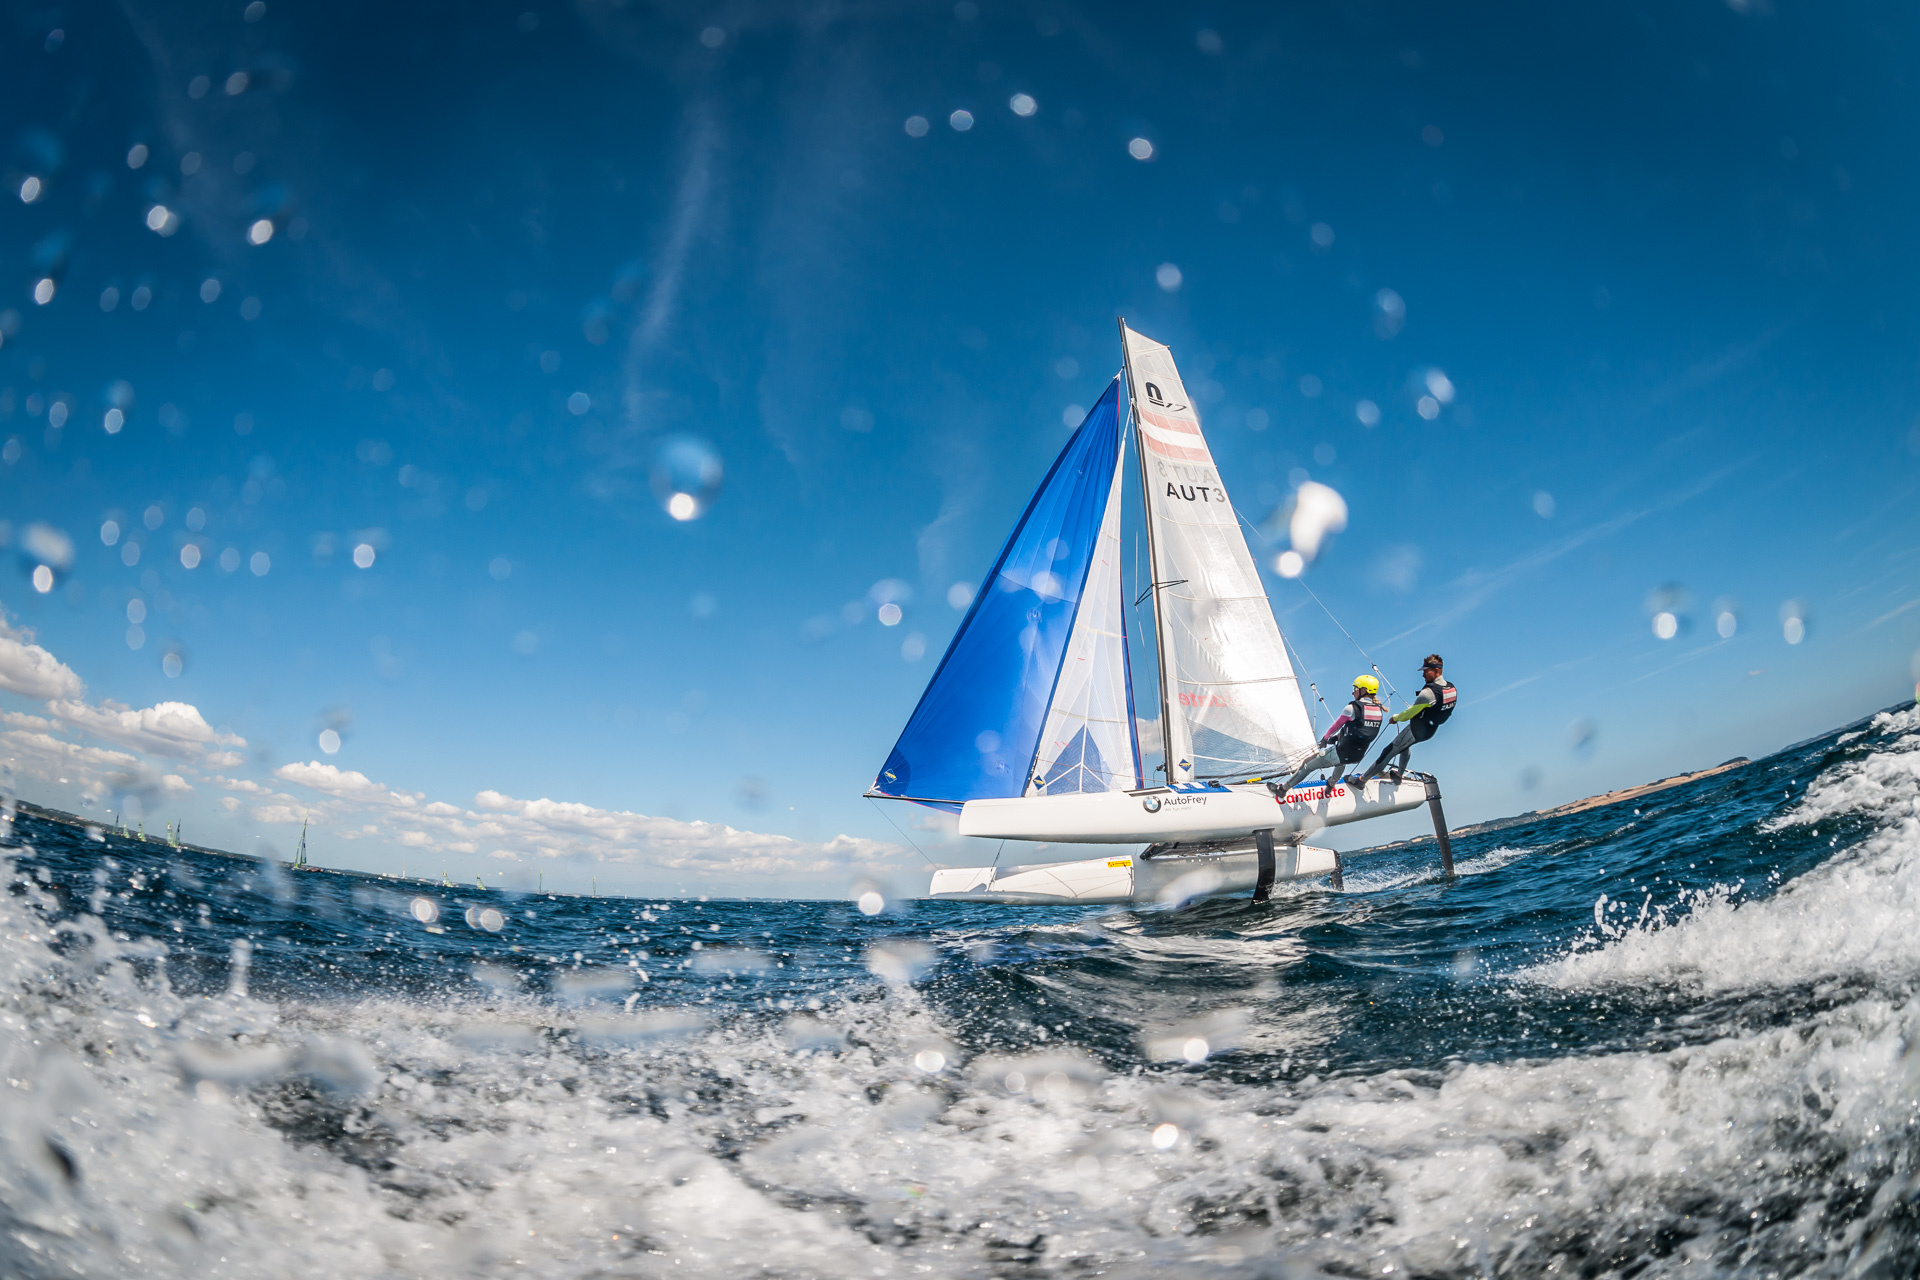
left=1, top=0, right=1916, bottom=896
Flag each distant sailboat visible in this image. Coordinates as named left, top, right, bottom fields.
left=869, top=321, right=1447, bottom=905
left=291, top=817, right=313, bottom=870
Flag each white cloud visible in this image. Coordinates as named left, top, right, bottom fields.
left=275, top=760, right=419, bottom=807
left=51, top=699, right=245, bottom=761
left=0, top=615, right=85, bottom=701
left=276, top=764, right=904, bottom=878
left=454, top=789, right=899, bottom=876
left=0, top=603, right=902, bottom=886
left=1, top=728, right=140, bottom=788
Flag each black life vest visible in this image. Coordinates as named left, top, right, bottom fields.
left=1422, top=679, right=1456, bottom=728
left=1333, top=695, right=1385, bottom=762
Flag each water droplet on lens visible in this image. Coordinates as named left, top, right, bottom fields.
left=650, top=437, right=722, bottom=520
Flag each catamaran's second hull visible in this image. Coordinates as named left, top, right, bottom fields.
left=955, top=776, right=1427, bottom=844
left=927, top=842, right=1347, bottom=906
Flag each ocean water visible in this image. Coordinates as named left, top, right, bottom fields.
left=2, top=705, right=1917, bottom=1279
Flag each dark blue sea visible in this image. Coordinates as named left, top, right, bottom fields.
left=3, top=704, right=1917, bottom=1279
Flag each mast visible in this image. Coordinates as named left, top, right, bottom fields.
left=1118, top=318, right=1180, bottom=784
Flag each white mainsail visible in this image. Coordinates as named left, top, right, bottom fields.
left=1120, top=322, right=1316, bottom=782
left=1025, top=399, right=1140, bottom=796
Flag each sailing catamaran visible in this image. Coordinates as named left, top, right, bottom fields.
left=867, top=321, right=1452, bottom=905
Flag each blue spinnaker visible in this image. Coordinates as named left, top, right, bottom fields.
left=873, top=382, right=1124, bottom=804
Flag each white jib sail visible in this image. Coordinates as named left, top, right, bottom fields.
left=1025, top=392, right=1140, bottom=796
left=1121, top=323, right=1317, bottom=782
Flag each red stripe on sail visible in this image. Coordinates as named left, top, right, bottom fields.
left=1142, top=433, right=1211, bottom=461
left=1138, top=406, right=1201, bottom=435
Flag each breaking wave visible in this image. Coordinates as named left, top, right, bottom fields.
left=1, top=702, right=1916, bottom=1277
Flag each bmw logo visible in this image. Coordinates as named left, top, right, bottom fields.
left=1142, top=797, right=1162, bottom=813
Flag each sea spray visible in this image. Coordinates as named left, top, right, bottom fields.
left=0, top=705, right=1912, bottom=1277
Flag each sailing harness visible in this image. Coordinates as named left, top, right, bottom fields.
left=1410, top=678, right=1456, bottom=742
left=1331, top=695, right=1386, bottom=763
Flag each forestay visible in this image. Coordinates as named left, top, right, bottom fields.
left=1121, top=323, right=1316, bottom=781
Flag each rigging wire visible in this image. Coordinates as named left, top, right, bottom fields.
left=1235, top=507, right=1403, bottom=710
left=865, top=797, right=942, bottom=870
left=1279, top=626, right=1332, bottom=731
left=1293, top=575, right=1403, bottom=709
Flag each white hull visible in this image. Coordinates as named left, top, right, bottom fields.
left=956, top=776, right=1426, bottom=843
left=927, top=841, right=1346, bottom=906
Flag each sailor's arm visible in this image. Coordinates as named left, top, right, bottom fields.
left=1390, top=688, right=1437, bottom=724
left=1319, top=712, right=1353, bottom=743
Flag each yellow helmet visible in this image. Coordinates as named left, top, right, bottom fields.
left=1352, top=674, right=1380, bottom=695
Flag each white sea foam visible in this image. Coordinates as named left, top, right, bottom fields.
left=1337, top=843, right=1537, bottom=895
left=1532, top=707, right=1920, bottom=995
left=2, top=715, right=1917, bottom=1278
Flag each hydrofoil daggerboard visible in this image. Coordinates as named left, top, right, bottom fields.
left=865, top=322, right=1431, bottom=905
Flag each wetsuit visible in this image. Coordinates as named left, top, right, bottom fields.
left=1359, top=677, right=1456, bottom=782
left=1277, top=693, right=1385, bottom=793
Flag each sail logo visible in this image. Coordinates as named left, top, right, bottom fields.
left=1166, top=482, right=1226, bottom=504
left=1142, top=381, right=1187, bottom=413
left=1176, top=692, right=1234, bottom=709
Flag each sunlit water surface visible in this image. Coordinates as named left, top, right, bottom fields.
left=3, top=705, right=1919, bottom=1278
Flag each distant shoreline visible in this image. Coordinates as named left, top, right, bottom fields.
left=0, top=800, right=462, bottom=891
left=1350, top=757, right=1753, bottom=855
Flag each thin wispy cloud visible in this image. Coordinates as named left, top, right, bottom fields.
left=1373, top=462, right=1747, bottom=649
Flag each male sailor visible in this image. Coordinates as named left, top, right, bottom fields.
left=1358, top=654, right=1456, bottom=783
left=1271, top=675, right=1385, bottom=794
